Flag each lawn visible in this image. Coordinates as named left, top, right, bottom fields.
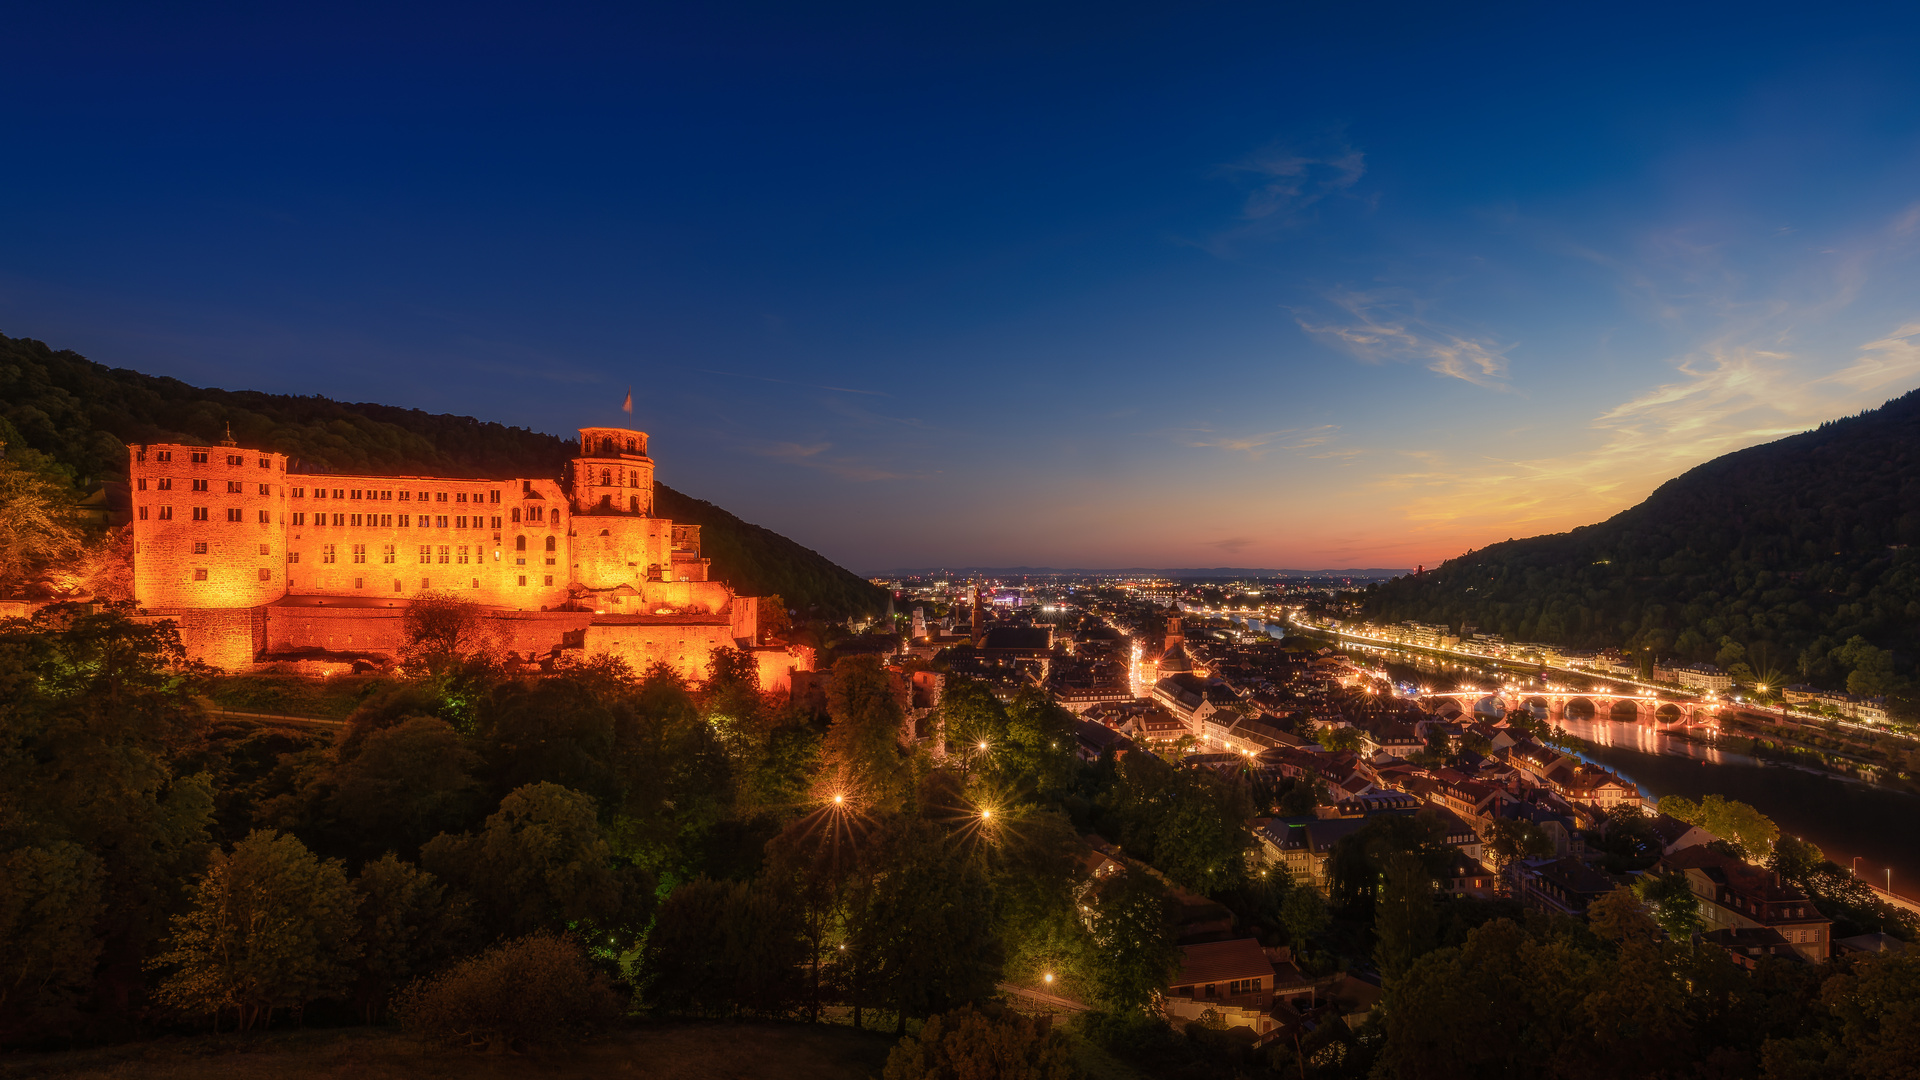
left=0, top=1021, right=898, bottom=1080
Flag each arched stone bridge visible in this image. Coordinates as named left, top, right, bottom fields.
left=1407, top=689, right=1720, bottom=728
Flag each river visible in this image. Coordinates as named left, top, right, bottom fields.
left=1343, top=643, right=1920, bottom=897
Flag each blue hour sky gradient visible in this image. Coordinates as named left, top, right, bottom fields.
left=6, top=2, right=1920, bottom=572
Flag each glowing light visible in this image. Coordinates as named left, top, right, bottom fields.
left=833, top=793, right=845, bottom=805
left=1043, top=972, right=1054, bottom=985
left=978, top=741, right=989, bottom=751
left=980, top=808, right=993, bottom=820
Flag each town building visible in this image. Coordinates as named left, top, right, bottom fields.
left=1660, top=846, right=1832, bottom=963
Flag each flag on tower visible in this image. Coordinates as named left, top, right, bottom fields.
left=622, top=387, right=633, bottom=417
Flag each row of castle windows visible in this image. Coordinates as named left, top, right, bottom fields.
left=291, top=513, right=533, bottom=529
left=136, top=479, right=275, bottom=494
left=192, top=568, right=273, bottom=581
left=292, top=487, right=503, bottom=503
left=139, top=507, right=271, bottom=522
left=288, top=575, right=557, bottom=591
left=595, top=469, right=643, bottom=487
left=142, top=450, right=274, bottom=469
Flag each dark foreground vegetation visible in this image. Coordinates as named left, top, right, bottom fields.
left=4, top=607, right=1919, bottom=1079
left=1363, top=387, right=1920, bottom=719
left=0, top=330, right=885, bottom=618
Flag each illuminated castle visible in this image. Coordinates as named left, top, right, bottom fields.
left=127, top=426, right=806, bottom=689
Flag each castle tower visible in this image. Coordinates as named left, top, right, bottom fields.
left=571, top=427, right=655, bottom=516
left=129, top=442, right=290, bottom=610
left=970, top=582, right=984, bottom=646
left=1164, top=616, right=1184, bottom=653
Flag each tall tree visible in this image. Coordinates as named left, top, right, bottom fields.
left=148, top=830, right=360, bottom=1031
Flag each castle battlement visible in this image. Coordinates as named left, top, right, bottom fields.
left=127, top=427, right=801, bottom=689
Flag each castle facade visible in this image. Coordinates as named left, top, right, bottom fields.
left=128, top=426, right=806, bottom=689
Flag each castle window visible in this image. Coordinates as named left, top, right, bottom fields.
left=258, top=483, right=270, bottom=495
left=490, top=490, right=500, bottom=503
left=259, top=458, right=270, bottom=468
left=625, top=438, right=635, bottom=453
left=382, top=545, right=396, bottom=564
left=398, top=514, right=410, bottom=527
left=419, top=546, right=432, bottom=564
left=193, top=568, right=208, bottom=581
left=258, top=544, right=269, bottom=556
left=192, top=479, right=209, bottom=492
left=397, top=491, right=409, bottom=501
left=137, top=478, right=147, bottom=491
left=456, top=515, right=467, bottom=529
left=330, top=514, right=343, bottom=526
left=158, top=506, right=173, bottom=520
left=456, top=492, right=467, bottom=503
left=518, top=575, right=527, bottom=586
left=191, top=452, right=208, bottom=463
left=436, top=515, right=448, bottom=528
left=258, top=510, right=270, bottom=523
left=511, top=508, right=521, bottom=522
left=351, top=490, right=362, bottom=500
left=470, top=578, right=479, bottom=589
left=333, top=489, right=344, bottom=499
left=457, top=545, right=469, bottom=564
left=544, top=575, right=553, bottom=586
left=394, top=580, right=402, bottom=591
left=381, top=490, right=392, bottom=501
left=515, top=536, right=526, bottom=551
left=436, top=492, right=448, bottom=502
left=322, top=544, right=336, bottom=563
left=193, top=542, right=208, bottom=554
left=258, top=568, right=271, bottom=582
left=228, top=481, right=243, bottom=493
left=292, top=513, right=305, bottom=526
left=227, top=454, right=243, bottom=466
left=139, top=506, right=148, bottom=520
left=380, top=514, right=392, bottom=527
left=489, top=516, right=501, bottom=529
left=421, top=577, right=431, bottom=588
left=437, top=546, right=449, bottom=564
left=157, top=478, right=172, bottom=490
left=529, top=506, right=543, bottom=522
left=600, top=469, right=611, bottom=486
left=599, top=529, right=609, bottom=537
left=193, top=507, right=209, bottom=521
left=630, top=496, right=639, bottom=513
left=545, top=536, right=556, bottom=552
left=227, top=509, right=243, bottom=522
left=288, top=551, right=299, bottom=563
left=156, top=450, right=171, bottom=462
left=354, top=577, right=363, bottom=589
left=352, top=544, right=367, bottom=564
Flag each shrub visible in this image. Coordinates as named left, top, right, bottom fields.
left=395, top=932, right=622, bottom=1051
left=884, top=1005, right=1080, bottom=1080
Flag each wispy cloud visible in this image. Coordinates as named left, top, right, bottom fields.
left=1230, top=146, right=1366, bottom=224
left=1182, top=423, right=1338, bottom=458
left=1297, top=291, right=1513, bottom=388
left=1372, top=322, right=1920, bottom=541
left=754, top=441, right=912, bottom=482
left=1210, top=537, right=1254, bottom=554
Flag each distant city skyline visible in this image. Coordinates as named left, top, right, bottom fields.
left=6, top=3, right=1920, bottom=573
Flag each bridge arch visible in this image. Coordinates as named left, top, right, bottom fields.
left=1654, top=702, right=1686, bottom=727
left=1606, top=698, right=1646, bottom=724
left=1562, top=696, right=1598, bottom=721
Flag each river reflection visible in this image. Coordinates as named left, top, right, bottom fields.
left=1337, top=644, right=1920, bottom=895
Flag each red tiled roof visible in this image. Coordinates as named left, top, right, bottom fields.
left=1175, top=939, right=1275, bottom=987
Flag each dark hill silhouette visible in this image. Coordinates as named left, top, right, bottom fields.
left=1362, top=387, right=1920, bottom=711
left=0, top=332, right=884, bottom=618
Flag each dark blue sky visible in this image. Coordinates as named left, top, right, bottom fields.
left=7, top=2, right=1920, bottom=571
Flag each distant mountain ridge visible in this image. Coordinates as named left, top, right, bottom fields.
left=1363, top=387, right=1920, bottom=709
left=0, top=332, right=885, bottom=618
left=880, top=566, right=1409, bottom=580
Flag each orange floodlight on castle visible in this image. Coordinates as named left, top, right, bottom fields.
left=126, top=426, right=807, bottom=690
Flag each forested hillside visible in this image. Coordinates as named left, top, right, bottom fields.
left=1363, top=388, right=1920, bottom=706
left=0, top=332, right=884, bottom=617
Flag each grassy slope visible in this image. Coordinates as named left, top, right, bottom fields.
left=0, top=1024, right=896, bottom=1080
left=0, top=332, right=884, bottom=618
